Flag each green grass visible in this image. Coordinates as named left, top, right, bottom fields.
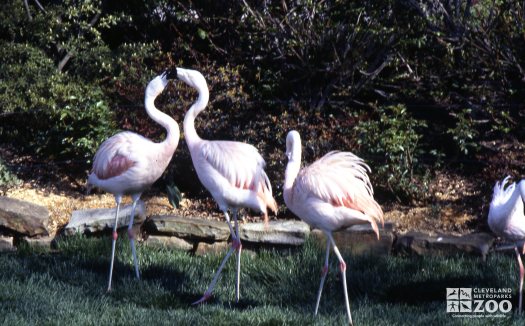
left=1, top=235, right=524, bottom=325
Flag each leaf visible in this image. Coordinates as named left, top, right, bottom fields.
left=197, top=28, right=207, bottom=40
left=166, top=184, right=182, bottom=209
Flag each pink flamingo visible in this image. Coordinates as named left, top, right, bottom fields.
left=488, top=176, right=525, bottom=313
left=175, top=67, right=277, bottom=304
left=87, top=70, right=180, bottom=291
left=283, top=130, right=384, bottom=325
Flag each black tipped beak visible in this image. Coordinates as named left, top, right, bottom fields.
left=165, top=67, right=178, bottom=80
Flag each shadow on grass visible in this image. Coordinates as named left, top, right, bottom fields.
left=2, top=235, right=525, bottom=325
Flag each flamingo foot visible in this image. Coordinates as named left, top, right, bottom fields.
left=192, top=292, right=212, bottom=305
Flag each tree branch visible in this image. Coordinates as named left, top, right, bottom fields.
left=23, top=0, right=32, bottom=21
left=32, top=0, right=47, bottom=13
left=57, top=12, right=100, bottom=72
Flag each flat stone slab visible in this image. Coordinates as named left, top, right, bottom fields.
left=146, top=215, right=230, bottom=241
left=0, top=196, right=49, bottom=236
left=395, top=231, right=495, bottom=259
left=0, top=235, right=15, bottom=252
left=312, top=223, right=395, bottom=256
left=64, top=201, right=146, bottom=236
left=144, top=235, right=194, bottom=251
left=239, top=220, right=310, bottom=246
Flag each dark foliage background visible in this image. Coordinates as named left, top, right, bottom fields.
left=1, top=0, right=524, bottom=204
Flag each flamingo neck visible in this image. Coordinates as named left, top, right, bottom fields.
left=183, top=85, right=209, bottom=148
left=283, top=145, right=302, bottom=206
left=144, top=93, right=179, bottom=151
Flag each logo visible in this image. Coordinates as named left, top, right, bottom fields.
left=446, top=288, right=512, bottom=318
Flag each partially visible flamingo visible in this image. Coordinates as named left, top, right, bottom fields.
left=283, top=130, right=384, bottom=325
left=488, top=176, right=525, bottom=313
left=87, top=69, right=180, bottom=291
left=175, top=67, right=277, bottom=304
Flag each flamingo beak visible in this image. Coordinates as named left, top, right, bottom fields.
left=165, top=67, right=178, bottom=80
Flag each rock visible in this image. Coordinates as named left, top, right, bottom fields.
left=144, top=235, right=194, bottom=251
left=0, top=236, right=15, bottom=252
left=239, top=220, right=310, bottom=246
left=194, top=241, right=230, bottom=256
left=311, top=223, right=395, bottom=256
left=17, top=235, right=55, bottom=250
left=395, top=231, right=495, bottom=259
left=145, top=215, right=230, bottom=241
left=0, top=196, right=50, bottom=236
left=64, top=201, right=146, bottom=236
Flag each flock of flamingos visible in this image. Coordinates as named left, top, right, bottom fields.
left=85, top=67, right=525, bottom=324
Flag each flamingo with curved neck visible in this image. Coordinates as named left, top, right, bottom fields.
left=87, top=69, right=180, bottom=291
left=176, top=67, right=277, bottom=304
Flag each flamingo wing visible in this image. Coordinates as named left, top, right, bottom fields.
left=200, top=140, right=268, bottom=191
left=294, top=151, right=383, bottom=224
left=91, top=132, right=138, bottom=180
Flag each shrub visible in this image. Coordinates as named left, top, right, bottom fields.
left=356, top=104, right=431, bottom=203
left=0, top=42, right=116, bottom=161
left=0, top=159, right=21, bottom=191
left=446, top=109, right=479, bottom=155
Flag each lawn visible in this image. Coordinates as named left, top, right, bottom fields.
left=1, top=235, right=524, bottom=325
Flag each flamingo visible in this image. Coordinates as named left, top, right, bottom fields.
left=87, top=69, right=180, bottom=291
left=488, top=176, right=525, bottom=313
left=283, top=130, right=384, bottom=325
left=175, top=67, right=277, bottom=304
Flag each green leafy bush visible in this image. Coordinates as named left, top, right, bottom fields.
left=0, top=42, right=116, bottom=160
left=47, top=82, right=116, bottom=159
left=446, top=109, right=479, bottom=155
left=0, top=159, right=21, bottom=191
left=356, top=105, right=431, bottom=203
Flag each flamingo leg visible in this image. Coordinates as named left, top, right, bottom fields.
left=107, top=195, right=122, bottom=292
left=314, top=236, right=331, bottom=316
left=515, top=246, right=524, bottom=314
left=127, top=198, right=140, bottom=280
left=193, top=210, right=238, bottom=305
left=233, top=209, right=242, bottom=303
left=328, top=233, right=353, bottom=326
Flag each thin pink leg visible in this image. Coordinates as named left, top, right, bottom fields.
left=193, top=245, right=236, bottom=305
left=107, top=196, right=122, bottom=292
left=233, top=209, right=242, bottom=303
left=314, top=237, right=331, bottom=315
left=127, top=198, right=140, bottom=280
left=193, top=211, right=237, bottom=305
left=515, top=246, right=524, bottom=314
left=328, top=233, right=353, bottom=326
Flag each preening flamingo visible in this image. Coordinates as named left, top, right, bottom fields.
left=283, top=130, right=383, bottom=325
left=87, top=69, right=179, bottom=291
left=176, top=67, right=277, bottom=304
left=488, top=176, right=525, bottom=313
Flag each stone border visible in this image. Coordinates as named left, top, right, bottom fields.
left=0, top=206, right=500, bottom=260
